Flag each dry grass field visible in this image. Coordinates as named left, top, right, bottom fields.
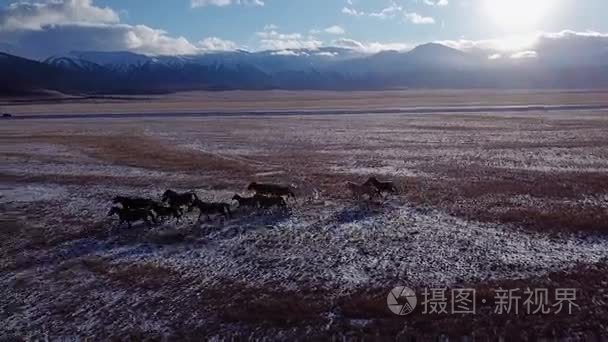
left=3, top=89, right=608, bottom=115
left=1, top=101, right=608, bottom=338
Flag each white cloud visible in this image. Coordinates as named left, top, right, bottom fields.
left=315, top=51, right=338, bottom=57
left=190, top=0, right=264, bottom=8
left=436, top=33, right=539, bottom=53
left=370, top=5, right=402, bottom=19
left=332, top=38, right=364, bottom=50
left=324, top=25, right=345, bottom=35
left=333, top=38, right=410, bottom=53
left=256, top=26, right=322, bottom=51
left=437, top=30, right=608, bottom=56
left=438, top=30, right=608, bottom=64
left=310, top=25, right=346, bottom=35
left=510, top=50, right=537, bottom=59
left=259, top=36, right=322, bottom=51
left=342, top=3, right=435, bottom=25
left=404, top=12, right=435, bottom=24
left=270, top=49, right=309, bottom=56
left=198, top=37, right=238, bottom=51
left=2, top=1, right=608, bottom=62
left=0, top=22, right=202, bottom=56
left=488, top=53, right=502, bottom=60
left=342, top=7, right=364, bottom=16
left=256, top=30, right=302, bottom=40
left=0, top=0, right=239, bottom=57
left=125, top=24, right=200, bottom=55
left=0, top=0, right=119, bottom=31
left=423, top=0, right=448, bottom=6
left=542, top=30, right=608, bottom=39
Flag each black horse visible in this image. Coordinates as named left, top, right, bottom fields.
left=162, top=190, right=198, bottom=212
left=247, top=182, right=295, bottom=199
left=108, top=206, right=156, bottom=228
left=151, top=202, right=182, bottom=223
left=364, top=177, right=398, bottom=194
left=254, top=194, right=287, bottom=210
left=232, top=194, right=259, bottom=208
left=346, top=181, right=381, bottom=199
left=113, top=196, right=156, bottom=210
left=189, top=199, right=232, bottom=221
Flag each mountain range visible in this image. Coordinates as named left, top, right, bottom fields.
left=2, top=43, right=608, bottom=95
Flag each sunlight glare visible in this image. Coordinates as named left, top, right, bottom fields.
left=484, top=0, right=553, bottom=31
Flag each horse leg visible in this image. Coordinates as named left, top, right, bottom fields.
left=225, top=207, right=232, bottom=219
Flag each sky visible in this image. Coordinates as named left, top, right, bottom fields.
left=1, top=0, right=608, bottom=58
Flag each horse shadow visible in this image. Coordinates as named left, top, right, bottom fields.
left=330, top=202, right=384, bottom=225
left=196, top=207, right=294, bottom=240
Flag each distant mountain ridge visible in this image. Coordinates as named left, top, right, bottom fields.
left=2, top=42, right=608, bottom=95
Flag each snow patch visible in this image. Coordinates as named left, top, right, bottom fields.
left=0, top=184, right=68, bottom=203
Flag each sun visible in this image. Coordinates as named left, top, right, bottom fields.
left=484, top=0, right=553, bottom=31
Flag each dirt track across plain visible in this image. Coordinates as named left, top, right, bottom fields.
left=3, top=89, right=608, bottom=116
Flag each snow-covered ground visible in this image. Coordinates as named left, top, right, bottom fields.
left=1, top=111, right=608, bottom=338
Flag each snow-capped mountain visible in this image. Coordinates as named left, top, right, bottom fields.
left=3, top=42, right=608, bottom=94
left=45, top=47, right=365, bottom=73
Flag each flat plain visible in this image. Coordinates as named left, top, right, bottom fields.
left=1, top=91, right=608, bottom=339
left=3, top=89, right=608, bottom=115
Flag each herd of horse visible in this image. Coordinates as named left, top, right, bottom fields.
left=107, top=178, right=396, bottom=228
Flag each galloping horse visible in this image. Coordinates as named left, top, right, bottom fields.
left=113, top=196, right=155, bottom=210
left=162, top=190, right=198, bottom=213
left=108, top=206, right=156, bottom=228
left=346, top=181, right=381, bottom=199
left=232, top=194, right=259, bottom=208
left=253, top=194, right=287, bottom=209
left=247, top=182, right=295, bottom=199
left=189, top=199, right=232, bottom=221
left=151, top=202, right=182, bottom=223
left=364, top=177, right=398, bottom=194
